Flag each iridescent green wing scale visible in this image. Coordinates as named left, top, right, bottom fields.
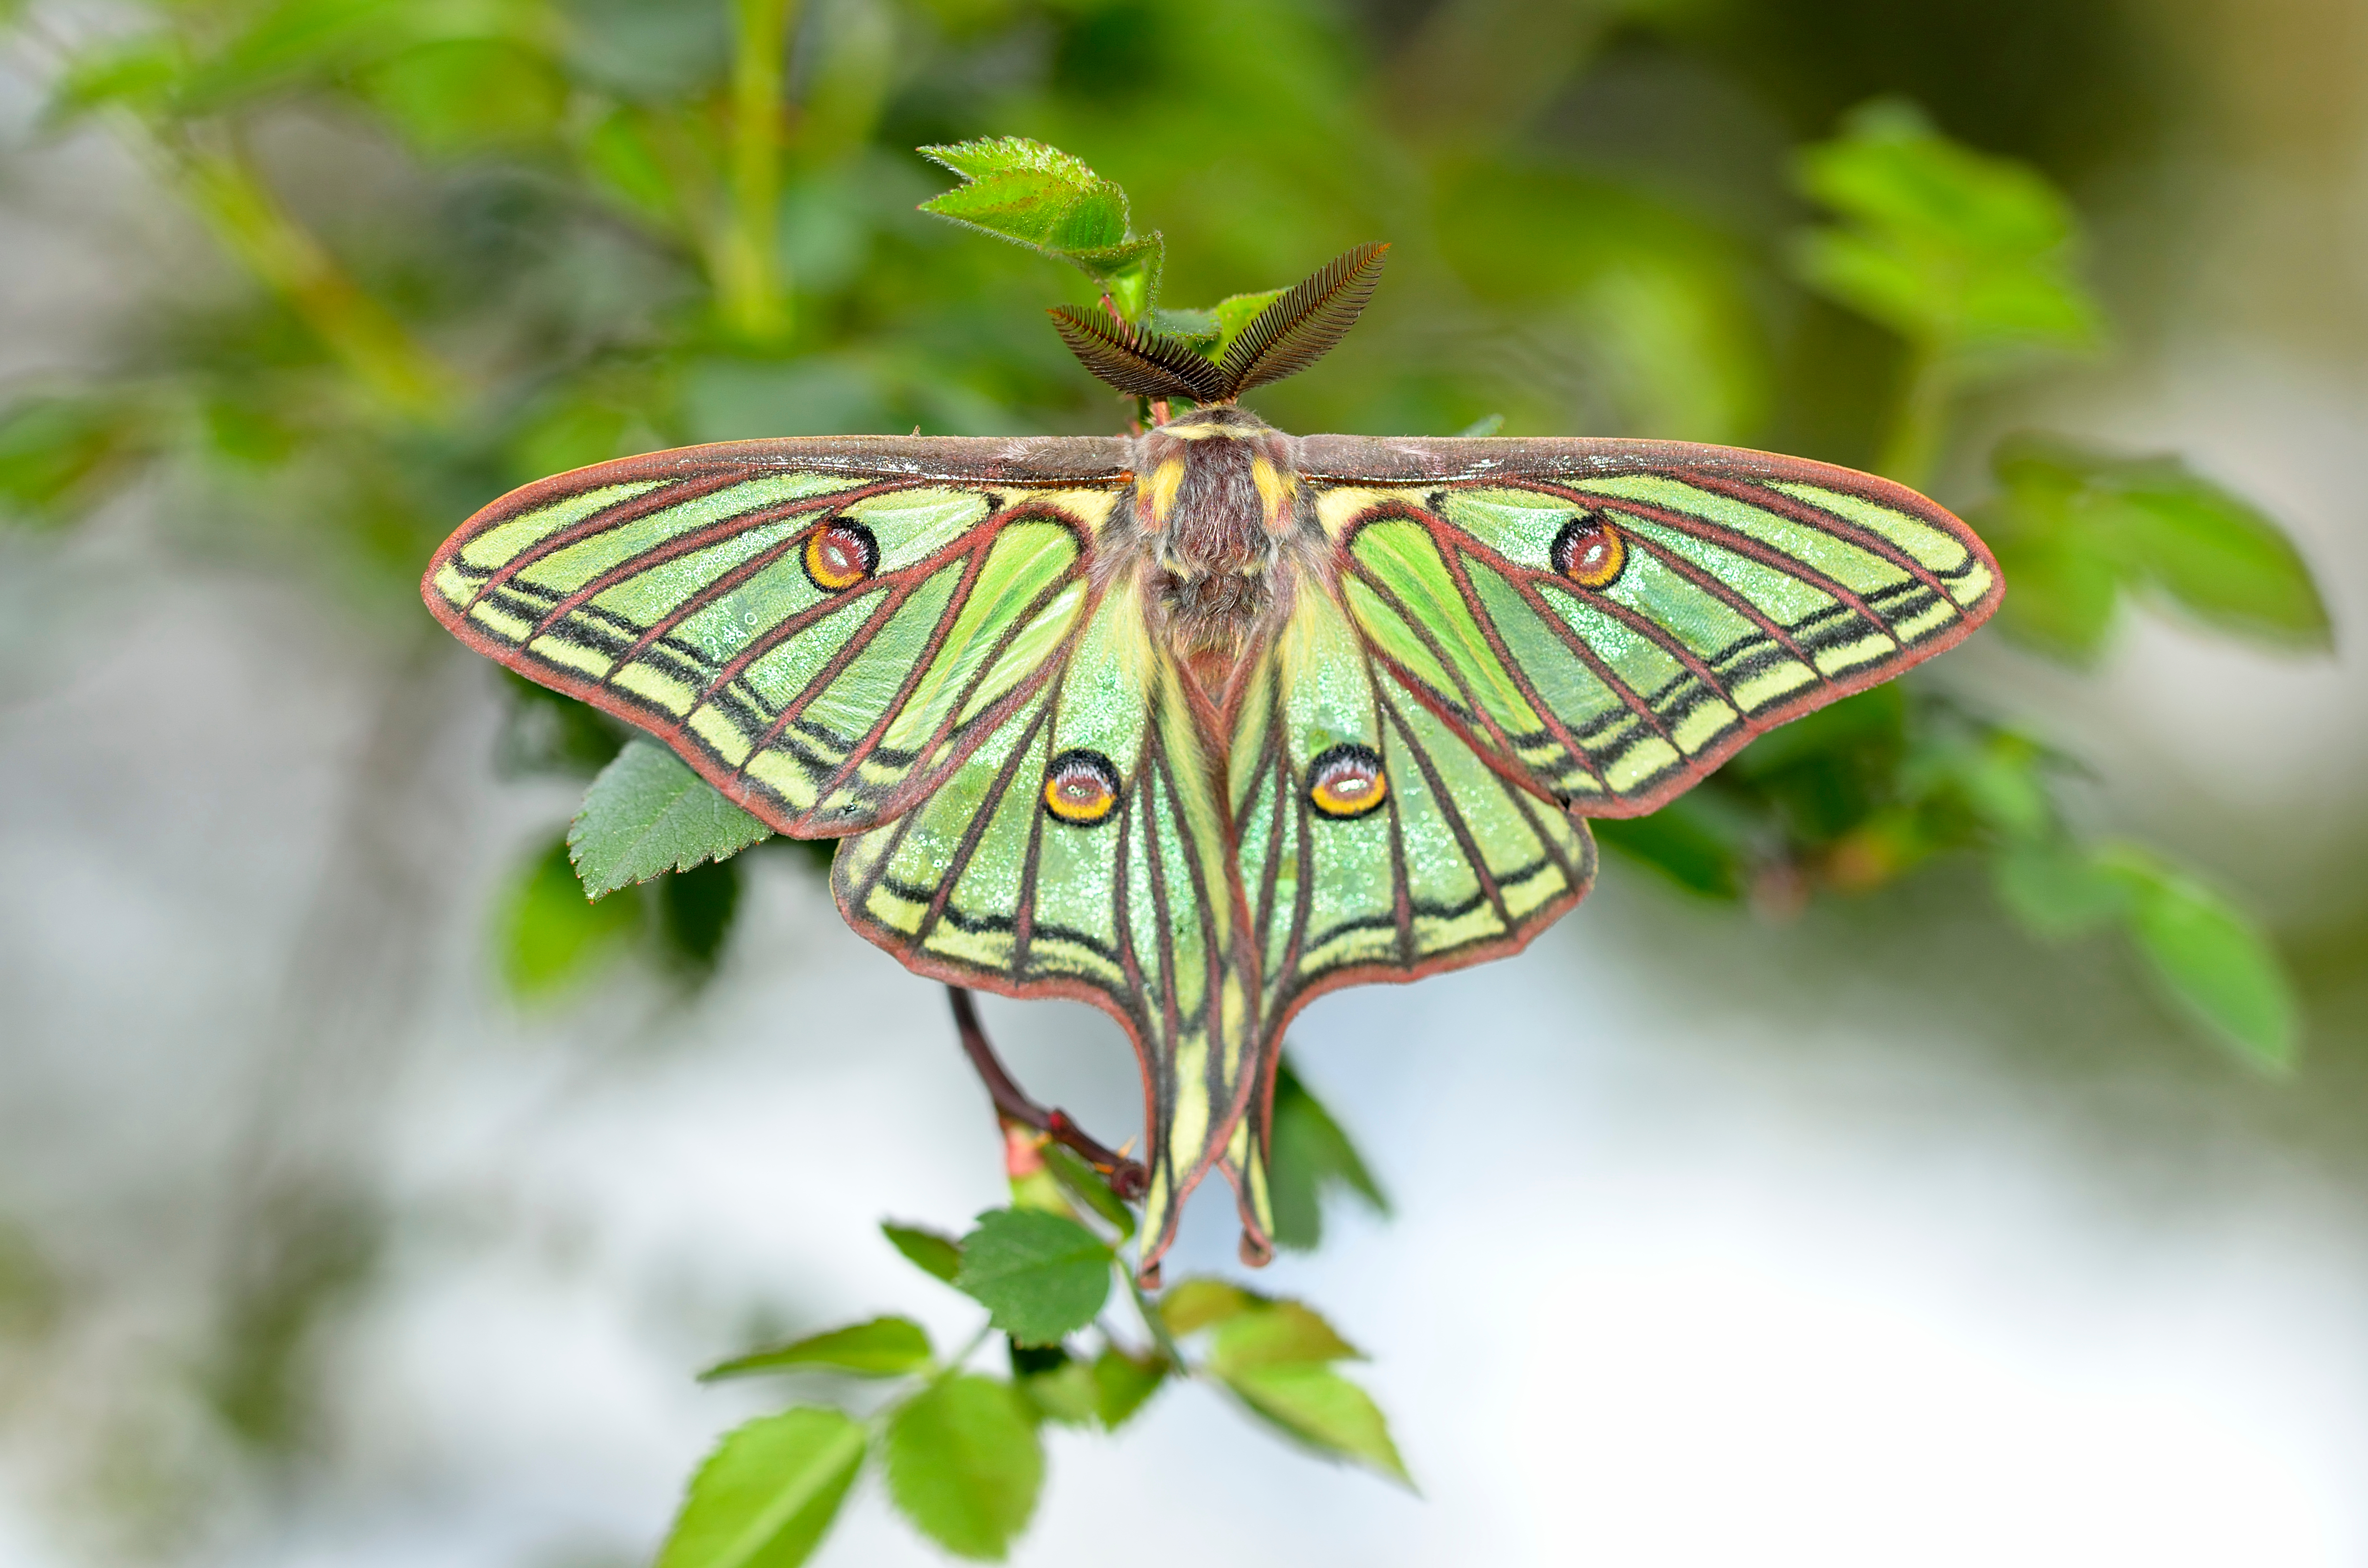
left=830, top=574, right=1258, bottom=1264
left=1295, top=436, right=2003, bottom=817
left=422, top=436, right=1131, bottom=835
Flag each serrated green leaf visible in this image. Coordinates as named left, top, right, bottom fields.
left=1791, top=98, right=2103, bottom=372
left=882, top=1223, right=963, bottom=1283
left=1207, top=1302, right=1361, bottom=1375
left=1266, top=1058, right=1387, bottom=1252
left=953, top=1210, right=1112, bottom=1346
left=2095, top=847, right=2299, bottom=1070
left=702, top=1316, right=934, bottom=1381
left=885, top=1374, right=1043, bottom=1561
left=920, top=173, right=1128, bottom=253
left=1039, top=1143, right=1134, bottom=1239
left=656, top=1407, right=865, bottom=1568
left=1090, top=1347, right=1167, bottom=1430
left=497, top=835, right=640, bottom=999
left=568, top=740, right=772, bottom=898
left=1157, top=1277, right=1256, bottom=1334
left=1220, top=1363, right=1410, bottom=1487
left=919, top=136, right=1100, bottom=186
left=916, top=138, right=1162, bottom=315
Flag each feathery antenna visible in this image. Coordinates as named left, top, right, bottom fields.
left=1050, top=243, right=1389, bottom=403
left=1047, top=306, right=1231, bottom=402
left=1217, top=242, right=1389, bottom=396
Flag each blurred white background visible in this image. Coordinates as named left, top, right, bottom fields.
left=5, top=0, right=2368, bottom=1564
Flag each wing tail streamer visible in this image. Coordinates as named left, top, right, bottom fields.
left=829, top=579, right=1265, bottom=1275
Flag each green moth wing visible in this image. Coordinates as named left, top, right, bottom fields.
left=1297, top=436, right=2001, bottom=817
left=1221, top=582, right=1599, bottom=1242
left=830, top=574, right=1258, bottom=1262
left=421, top=437, right=1130, bottom=835
left=428, top=438, right=1261, bottom=1267
left=1206, top=438, right=1998, bottom=1246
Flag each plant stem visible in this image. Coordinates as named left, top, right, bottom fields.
left=1877, top=343, right=1951, bottom=490
left=946, top=987, right=1147, bottom=1199
left=719, top=0, right=797, bottom=343
left=176, top=139, right=456, bottom=421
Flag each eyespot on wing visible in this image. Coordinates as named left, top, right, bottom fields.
left=804, top=518, right=880, bottom=591
left=1306, top=742, right=1388, bottom=820
left=1043, top=748, right=1122, bottom=826
left=1551, top=516, right=1626, bottom=588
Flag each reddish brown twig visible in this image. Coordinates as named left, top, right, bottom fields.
left=946, top=986, right=1149, bottom=1200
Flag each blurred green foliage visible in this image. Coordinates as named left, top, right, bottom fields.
left=1790, top=98, right=2103, bottom=480
left=1266, top=1057, right=1390, bottom=1253
left=1792, top=100, right=2102, bottom=368
left=0, top=0, right=2338, bottom=1556
left=1977, top=436, right=2334, bottom=661
left=496, top=836, right=640, bottom=997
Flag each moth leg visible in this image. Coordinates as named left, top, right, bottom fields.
left=947, top=987, right=1148, bottom=1199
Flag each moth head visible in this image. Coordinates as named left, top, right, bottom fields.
left=1048, top=242, right=1389, bottom=407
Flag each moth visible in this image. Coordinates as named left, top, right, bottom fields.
left=423, top=244, right=2001, bottom=1275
